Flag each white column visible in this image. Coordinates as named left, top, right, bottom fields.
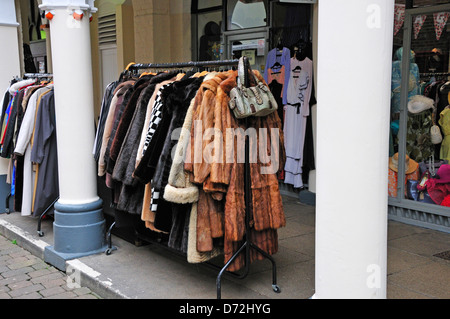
left=41, top=0, right=98, bottom=205
left=314, top=0, right=394, bottom=298
left=40, top=0, right=107, bottom=271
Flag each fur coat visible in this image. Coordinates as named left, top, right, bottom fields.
left=97, top=80, right=135, bottom=177
left=105, top=75, right=153, bottom=175
left=108, top=72, right=179, bottom=215
left=165, top=70, right=286, bottom=271
left=163, top=72, right=223, bottom=263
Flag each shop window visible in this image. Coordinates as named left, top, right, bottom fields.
left=226, top=0, right=268, bottom=30
left=389, top=3, right=450, bottom=207
left=192, top=1, right=223, bottom=61
left=197, top=0, right=222, bottom=10
left=198, top=13, right=222, bottom=61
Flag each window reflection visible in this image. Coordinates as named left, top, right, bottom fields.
left=227, top=0, right=268, bottom=30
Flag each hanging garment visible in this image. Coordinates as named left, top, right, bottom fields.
left=163, top=72, right=222, bottom=260
left=106, top=75, right=154, bottom=176
left=135, top=78, right=178, bottom=169
left=30, top=89, right=59, bottom=217
left=97, top=80, right=135, bottom=177
left=113, top=72, right=181, bottom=217
left=14, top=85, right=53, bottom=216
left=113, top=72, right=178, bottom=187
left=439, top=108, right=450, bottom=162
left=283, top=57, right=313, bottom=188
left=94, top=66, right=286, bottom=272
left=0, top=86, right=14, bottom=136
left=264, top=48, right=291, bottom=126
left=1, top=89, right=25, bottom=158
left=138, top=79, right=179, bottom=233
left=150, top=76, right=205, bottom=233
left=111, top=72, right=179, bottom=217
left=93, top=80, right=119, bottom=162
left=182, top=70, right=286, bottom=271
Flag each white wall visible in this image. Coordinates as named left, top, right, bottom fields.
left=0, top=0, right=21, bottom=175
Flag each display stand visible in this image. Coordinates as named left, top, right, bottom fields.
left=104, top=58, right=281, bottom=299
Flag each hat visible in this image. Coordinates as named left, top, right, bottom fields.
left=435, top=164, right=450, bottom=184
left=389, top=153, right=419, bottom=174
left=407, top=95, right=434, bottom=114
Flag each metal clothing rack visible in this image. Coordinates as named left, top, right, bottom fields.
left=105, top=58, right=281, bottom=299
left=128, top=59, right=239, bottom=71
left=23, top=73, right=54, bottom=79
left=37, top=197, right=58, bottom=237
left=420, top=72, right=450, bottom=78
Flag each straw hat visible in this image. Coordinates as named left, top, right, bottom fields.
left=389, top=153, right=419, bottom=174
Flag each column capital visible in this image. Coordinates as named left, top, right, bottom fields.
left=39, top=0, right=97, bottom=13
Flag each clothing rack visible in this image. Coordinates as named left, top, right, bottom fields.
left=106, top=57, right=281, bottom=299
left=2, top=73, right=57, bottom=238
left=420, top=72, right=450, bottom=78
left=128, top=59, right=239, bottom=71
left=23, top=73, right=53, bottom=79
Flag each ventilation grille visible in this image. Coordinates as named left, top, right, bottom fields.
left=98, top=13, right=116, bottom=46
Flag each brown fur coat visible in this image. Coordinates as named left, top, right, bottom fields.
left=183, top=70, right=286, bottom=271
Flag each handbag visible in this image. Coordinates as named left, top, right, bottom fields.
left=228, top=56, right=278, bottom=119
left=431, top=124, right=443, bottom=144
left=407, top=179, right=435, bottom=203
left=430, top=108, right=443, bottom=144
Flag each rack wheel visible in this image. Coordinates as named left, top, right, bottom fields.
left=272, top=284, right=281, bottom=293
left=105, top=248, right=112, bottom=255
left=37, top=231, right=44, bottom=237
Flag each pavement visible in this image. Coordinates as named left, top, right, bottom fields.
left=0, top=234, right=101, bottom=299
left=0, top=195, right=449, bottom=300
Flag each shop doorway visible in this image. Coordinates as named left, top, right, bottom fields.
left=222, top=30, right=269, bottom=74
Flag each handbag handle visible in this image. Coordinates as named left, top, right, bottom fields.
left=238, top=56, right=256, bottom=88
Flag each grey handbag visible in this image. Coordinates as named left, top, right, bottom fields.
left=228, top=56, right=278, bottom=119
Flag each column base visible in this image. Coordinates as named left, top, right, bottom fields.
left=44, top=198, right=108, bottom=271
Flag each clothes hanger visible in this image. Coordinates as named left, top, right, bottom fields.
left=139, top=72, right=153, bottom=78
left=276, top=36, right=283, bottom=53
left=293, top=46, right=300, bottom=60
left=440, top=80, right=450, bottom=93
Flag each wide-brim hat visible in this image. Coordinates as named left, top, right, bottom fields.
left=408, top=95, right=434, bottom=114
left=435, top=164, right=450, bottom=184
left=389, top=153, right=419, bottom=174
